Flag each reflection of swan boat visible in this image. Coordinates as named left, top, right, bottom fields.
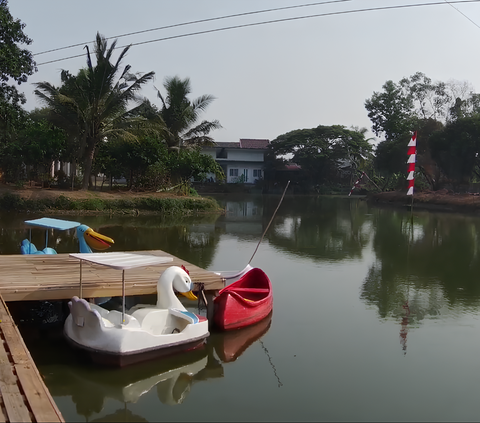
left=213, top=268, right=273, bottom=330
left=214, top=311, right=272, bottom=362
left=21, top=217, right=114, bottom=254
left=64, top=253, right=209, bottom=367
left=43, top=345, right=223, bottom=419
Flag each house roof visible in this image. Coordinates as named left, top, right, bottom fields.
left=284, top=163, right=302, bottom=171
left=214, top=142, right=240, bottom=148
left=211, top=139, right=270, bottom=149
left=239, top=139, right=270, bottom=149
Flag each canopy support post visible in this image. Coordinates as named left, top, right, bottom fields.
left=122, top=270, right=126, bottom=324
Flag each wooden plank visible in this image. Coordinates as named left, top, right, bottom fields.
left=0, top=297, right=65, bottom=422
left=0, top=250, right=225, bottom=301
left=2, top=324, right=29, bottom=365
left=0, top=394, right=8, bottom=423
left=0, top=338, right=11, bottom=366
left=0, top=364, right=31, bottom=423
left=15, top=365, right=63, bottom=423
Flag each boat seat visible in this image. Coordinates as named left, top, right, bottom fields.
left=226, top=288, right=269, bottom=293
left=105, top=310, right=140, bottom=327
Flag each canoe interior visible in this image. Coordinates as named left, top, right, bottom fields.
left=214, top=268, right=273, bottom=330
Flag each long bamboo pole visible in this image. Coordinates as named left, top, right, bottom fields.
left=248, top=180, right=290, bottom=265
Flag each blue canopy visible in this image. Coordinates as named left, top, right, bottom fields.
left=24, top=218, right=81, bottom=231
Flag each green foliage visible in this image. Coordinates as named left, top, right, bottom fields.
left=0, top=191, right=220, bottom=214
left=34, top=32, right=156, bottom=190
left=155, top=76, right=222, bottom=149
left=95, top=137, right=168, bottom=189
left=0, top=0, right=36, bottom=166
left=270, top=125, right=373, bottom=184
left=0, top=0, right=36, bottom=85
left=429, top=116, right=480, bottom=186
left=365, top=79, right=415, bottom=142
left=165, top=148, right=225, bottom=183
left=80, top=198, right=106, bottom=211
left=94, top=137, right=224, bottom=190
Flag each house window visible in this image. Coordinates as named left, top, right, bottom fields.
left=216, top=148, right=227, bottom=159
left=253, top=169, right=262, bottom=178
left=229, top=169, right=239, bottom=177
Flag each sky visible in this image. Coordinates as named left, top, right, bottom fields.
left=8, top=0, right=480, bottom=145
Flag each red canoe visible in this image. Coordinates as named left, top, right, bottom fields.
left=213, top=268, right=273, bottom=331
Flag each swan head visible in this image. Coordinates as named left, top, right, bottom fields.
left=171, top=266, right=197, bottom=301
left=76, top=224, right=114, bottom=253
left=157, top=266, right=197, bottom=309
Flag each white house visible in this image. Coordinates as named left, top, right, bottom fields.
left=202, top=139, right=269, bottom=184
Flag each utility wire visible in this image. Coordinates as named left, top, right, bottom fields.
left=443, top=0, right=480, bottom=29
left=36, top=0, right=480, bottom=66
left=34, top=0, right=354, bottom=56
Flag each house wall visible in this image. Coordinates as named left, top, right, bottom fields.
left=202, top=147, right=266, bottom=184
left=225, top=149, right=264, bottom=162
left=225, top=162, right=264, bottom=184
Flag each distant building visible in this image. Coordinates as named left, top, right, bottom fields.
left=202, top=139, right=269, bottom=183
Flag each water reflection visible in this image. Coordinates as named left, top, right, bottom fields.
left=24, top=312, right=272, bottom=420
left=5, top=197, right=480, bottom=420
left=268, top=197, right=372, bottom=261
left=359, top=207, right=480, bottom=356
left=46, top=345, right=220, bottom=416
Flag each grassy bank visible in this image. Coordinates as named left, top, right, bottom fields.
left=0, top=191, right=221, bottom=215
left=368, top=190, right=480, bottom=213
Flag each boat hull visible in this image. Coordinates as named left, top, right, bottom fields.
left=64, top=329, right=208, bottom=367
left=213, top=268, right=273, bottom=331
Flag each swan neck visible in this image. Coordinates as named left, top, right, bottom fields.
left=156, top=276, right=186, bottom=310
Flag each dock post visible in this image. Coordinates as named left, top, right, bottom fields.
left=205, top=291, right=216, bottom=329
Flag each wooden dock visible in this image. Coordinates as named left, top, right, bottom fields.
left=0, top=296, right=64, bottom=422
left=0, top=250, right=225, bottom=302
left=0, top=249, right=226, bottom=422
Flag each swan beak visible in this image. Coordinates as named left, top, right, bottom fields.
left=181, top=290, right=198, bottom=301
left=84, top=228, right=115, bottom=251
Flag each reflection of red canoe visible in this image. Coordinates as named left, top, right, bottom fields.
left=213, top=268, right=273, bottom=331
left=214, top=312, right=272, bottom=362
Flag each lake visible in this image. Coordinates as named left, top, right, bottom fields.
left=2, top=194, right=480, bottom=422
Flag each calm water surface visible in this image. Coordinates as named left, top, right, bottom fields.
left=2, top=195, right=480, bottom=421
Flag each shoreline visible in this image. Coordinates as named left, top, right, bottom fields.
left=0, top=185, right=222, bottom=215
left=368, top=190, right=480, bottom=214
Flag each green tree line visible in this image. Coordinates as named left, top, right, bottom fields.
left=0, top=1, right=224, bottom=192
left=3, top=0, right=480, bottom=195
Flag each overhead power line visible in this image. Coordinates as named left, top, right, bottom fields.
left=443, top=0, right=480, bottom=29
left=34, top=0, right=355, bottom=56
left=36, top=0, right=480, bottom=67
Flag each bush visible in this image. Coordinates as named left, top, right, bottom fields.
left=0, top=190, right=220, bottom=214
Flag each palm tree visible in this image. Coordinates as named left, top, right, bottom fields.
left=34, top=32, right=157, bottom=189
left=156, top=76, right=222, bottom=150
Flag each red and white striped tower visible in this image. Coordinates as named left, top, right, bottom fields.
left=407, top=131, right=417, bottom=196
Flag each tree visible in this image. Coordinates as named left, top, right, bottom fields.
left=270, top=125, right=373, bottom=185
left=155, top=76, right=222, bottom=150
left=0, top=0, right=36, bottom=85
left=399, top=72, right=451, bottom=122
left=20, top=111, right=66, bottom=185
left=365, top=80, right=415, bottom=142
left=34, top=32, right=156, bottom=189
left=0, top=0, right=36, bottom=152
left=429, top=116, right=480, bottom=188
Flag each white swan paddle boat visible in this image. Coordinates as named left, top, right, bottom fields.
left=64, top=252, right=209, bottom=367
